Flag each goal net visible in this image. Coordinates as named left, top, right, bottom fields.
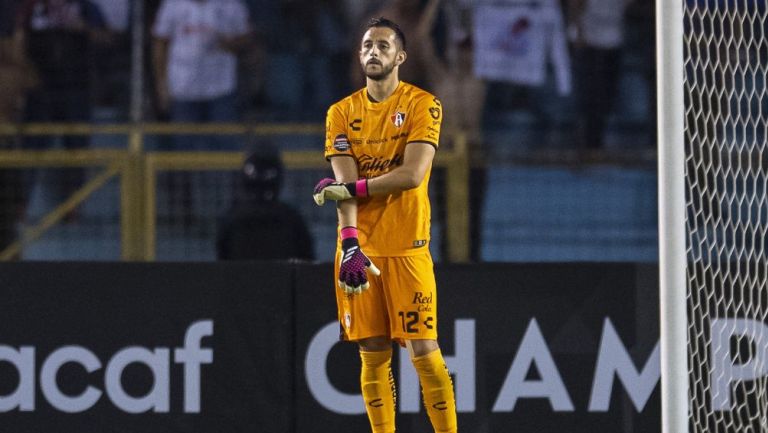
left=684, top=1, right=768, bottom=431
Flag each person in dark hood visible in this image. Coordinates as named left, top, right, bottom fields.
left=217, top=149, right=314, bottom=261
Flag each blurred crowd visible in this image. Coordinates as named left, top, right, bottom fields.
left=0, top=0, right=657, bottom=260
left=0, top=0, right=656, bottom=152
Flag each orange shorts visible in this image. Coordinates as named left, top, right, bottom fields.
left=335, top=252, right=438, bottom=343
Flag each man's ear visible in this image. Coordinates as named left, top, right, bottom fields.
left=396, top=50, right=407, bottom=66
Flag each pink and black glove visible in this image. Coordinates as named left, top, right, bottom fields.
left=313, top=178, right=369, bottom=206
left=338, top=227, right=380, bottom=295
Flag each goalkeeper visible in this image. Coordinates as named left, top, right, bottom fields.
left=313, top=17, right=457, bottom=433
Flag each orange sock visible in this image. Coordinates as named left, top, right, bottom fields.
left=412, top=349, right=457, bottom=433
left=360, top=349, right=396, bottom=433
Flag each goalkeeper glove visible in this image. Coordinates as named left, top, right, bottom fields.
left=313, top=177, right=369, bottom=206
left=338, top=227, right=380, bottom=295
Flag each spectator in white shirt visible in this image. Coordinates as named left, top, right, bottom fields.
left=152, top=0, right=251, bottom=138
left=151, top=0, right=251, bottom=224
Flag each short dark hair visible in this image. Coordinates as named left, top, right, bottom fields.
left=366, top=17, right=406, bottom=50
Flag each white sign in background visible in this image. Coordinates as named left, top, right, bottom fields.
left=306, top=317, right=768, bottom=414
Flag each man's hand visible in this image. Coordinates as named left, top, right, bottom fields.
left=338, top=230, right=380, bottom=295
left=217, top=32, right=252, bottom=53
left=156, top=86, right=170, bottom=116
left=313, top=177, right=368, bottom=206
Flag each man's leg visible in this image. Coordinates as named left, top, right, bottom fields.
left=170, top=99, right=204, bottom=225
left=58, top=88, right=90, bottom=220
left=407, top=339, right=457, bottom=433
left=358, top=336, right=396, bottom=433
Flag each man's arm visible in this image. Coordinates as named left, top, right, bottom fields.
left=218, top=31, right=253, bottom=53
left=313, top=142, right=436, bottom=204
left=330, top=155, right=358, bottom=227
left=82, top=1, right=112, bottom=45
left=219, top=1, right=253, bottom=52
left=415, top=0, right=448, bottom=83
left=566, top=0, right=587, bottom=46
left=327, top=154, right=380, bottom=294
left=152, top=38, right=170, bottom=114
left=367, top=142, right=436, bottom=195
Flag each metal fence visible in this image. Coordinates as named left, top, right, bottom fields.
left=0, top=122, right=470, bottom=262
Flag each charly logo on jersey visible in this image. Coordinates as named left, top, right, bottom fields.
left=333, top=134, right=351, bottom=151
left=391, top=111, right=406, bottom=128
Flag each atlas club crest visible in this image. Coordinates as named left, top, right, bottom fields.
left=391, top=111, right=406, bottom=128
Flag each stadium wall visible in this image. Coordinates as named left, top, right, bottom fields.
left=0, top=262, right=660, bottom=433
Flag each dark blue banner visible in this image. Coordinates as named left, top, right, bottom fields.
left=0, top=262, right=660, bottom=432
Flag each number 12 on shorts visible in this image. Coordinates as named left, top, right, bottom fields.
left=397, top=311, right=434, bottom=333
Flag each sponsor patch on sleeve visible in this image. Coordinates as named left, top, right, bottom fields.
left=333, top=134, right=351, bottom=152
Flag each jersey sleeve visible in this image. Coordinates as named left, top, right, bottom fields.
left=228, top=1, right=251, bottom=36
left=152, top=0, right=174, bottom=38
left=406, top=93, right=442, bottom=149
left=324, top=103, right=354, bottom=160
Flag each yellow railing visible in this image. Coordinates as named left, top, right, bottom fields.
left=0, top=123, right=469, bottom=262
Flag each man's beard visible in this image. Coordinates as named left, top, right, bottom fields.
left=363, top=61, right=395, bottom=81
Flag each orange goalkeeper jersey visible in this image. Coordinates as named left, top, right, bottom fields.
left=324, top=81, right=442, bottom=256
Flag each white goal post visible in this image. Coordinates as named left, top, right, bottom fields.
left=657, top=0, right=687, bottom=431
left=660, top=2, right=768, bottom=433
